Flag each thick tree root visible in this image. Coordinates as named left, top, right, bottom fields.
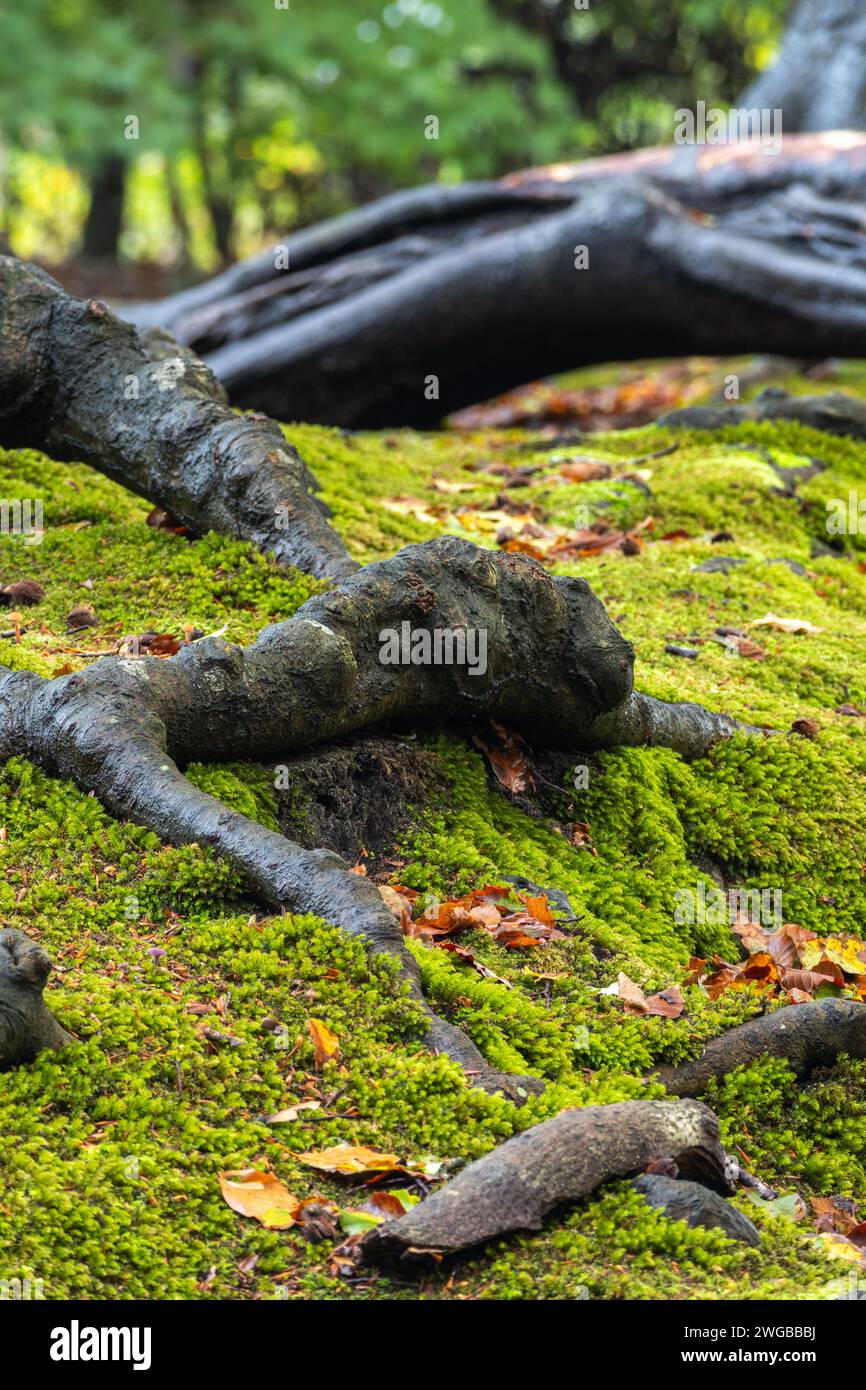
left=0, top=537, right=758, bottom=1082
left=127, top=135, right=866, bottom=427
left=656, top=999, right=866, bottom=1098
left=0, top=930, right=71, bottom=1070
left=0, top=256, right=353, bottom=579
left=360, top=1098, right=731, bottom=1263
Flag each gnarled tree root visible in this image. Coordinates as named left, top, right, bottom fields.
left=0, top=930, right=71, bottom=1070
left=360, top=1098, right=731, bottom=1264
left=0, top=256, right=353, bottom=579
left=0, top=537, right=758, bottom=1087
left=657, top=998, right=866, bottom=1098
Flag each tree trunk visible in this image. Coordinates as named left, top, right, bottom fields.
left=741, top=0, right=866, bottom=133
left=81, top=157, right=126, bottom=260
left=126, top=133, right=866, bottom=428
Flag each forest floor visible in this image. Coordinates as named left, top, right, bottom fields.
left=2, top=356, right=866, bottom=1300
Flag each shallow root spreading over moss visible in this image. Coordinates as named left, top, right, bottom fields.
left=3, top=363, right=866, bottom=1298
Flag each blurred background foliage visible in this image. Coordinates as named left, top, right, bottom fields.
left=0, top=0, right=789, bottom=282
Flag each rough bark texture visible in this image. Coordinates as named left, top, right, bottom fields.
left=361, top=1099, right=730, bottom=1263
left=0, top=930, right=71, bottom=1070
left=632, top=1174, right=761, bottom=1247
left=657, top=999, right=866, bottom=1098
left=126, top=134, right=866, bottom=427
left=0, top=256, right=353, bottom=580
left=741, top=0, right=866, bottom=134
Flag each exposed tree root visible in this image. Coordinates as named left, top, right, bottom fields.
left=0, top=256, right=353, bottom=579
left=127, top=134, right=866, bottom=427
left=633, top=1174, right=760, bottom=1247
left=0, top=535, right=759, bottom=1087
left=360, top=1098, right=731, bottom=1263
left=661, top=386, right=866, bottom=440
left=0, top=930, right=71, bottom=1070
left=657, top=999, right=866, bottom=1098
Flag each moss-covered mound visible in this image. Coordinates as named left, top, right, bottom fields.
left=3, top=360, right=866, bottom=1300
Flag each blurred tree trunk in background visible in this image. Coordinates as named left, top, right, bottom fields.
left=489, top=0, right=754, bottom=136
left=741, top=0, right=866, bottom=131
left=81, top=156, right=126, bottom=259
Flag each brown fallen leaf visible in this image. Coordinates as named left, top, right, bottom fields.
left=218, top=1168, right=299, bottom=1228
left=617, top=972, right=685, bottom=1018
left=557, top=459, right=612, bottom=482
left=147, top=506, right=194, bottom=536
left=472, top=722, right=531, bottom=794
left=306, top=1018, right=340, bottom=1067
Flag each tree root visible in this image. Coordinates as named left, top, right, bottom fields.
left=126, top=134, right=866, bottom=427
left=0, top=930, right=71, bottom=1070
left=656, top=999, right=866, bottom=1098
left=0, top=535, right=759, bottom=1085
left=0, top=256, right=353, bottom=579
left=633, top=1174, right=760, bottom=1247
left=360, top=1098, right=731, bottom=1264
left=661, top=386, right=866, bottom=441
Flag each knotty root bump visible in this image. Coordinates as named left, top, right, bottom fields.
left=0, top=930, right=72, bottom=1070
left=360, top=1098, right=731, bottom=1263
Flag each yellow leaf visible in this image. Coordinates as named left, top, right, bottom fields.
left=306, top=1018, right=340, bottom=1066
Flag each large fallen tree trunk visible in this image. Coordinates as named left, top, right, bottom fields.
left=126, top=134, right=866, bottom=427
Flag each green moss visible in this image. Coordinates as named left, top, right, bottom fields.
left=3, top=374, right=866, bottom=1300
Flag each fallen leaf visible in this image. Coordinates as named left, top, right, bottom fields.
left=295, top=1143, right=442, bottom=1180
left=306, top=1018, right=340, bottom=1067
left=218, top=1169, right=299, bottom=1228
left=265, top=1101, right=322, bottom=1124
left=751, top=612, right=823, bottom=636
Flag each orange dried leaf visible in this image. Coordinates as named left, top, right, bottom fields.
left=218, top=1169, right=299, bottom=1228
left=306, top=1018, right=340, bottom=1067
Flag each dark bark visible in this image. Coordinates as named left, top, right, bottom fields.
left=0, top=930, right=71, bottom=1069
left=657, top=999, right=866, bottom=1098
left=81, top=157, right=126, bottom=261
left=741, top=0, right=866, bottom=134
left=633, top=1175, right=761, bottom=1247
left=662, top=386, right=866, bottom=440
left=0, top=256, right=353, bottom=580
left=360, top=1098, right=730, bottom=1263
left=126, top=134, right=866, bottom=428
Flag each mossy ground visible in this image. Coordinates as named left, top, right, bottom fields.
left=3, top=357, right=866, bottom=1300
